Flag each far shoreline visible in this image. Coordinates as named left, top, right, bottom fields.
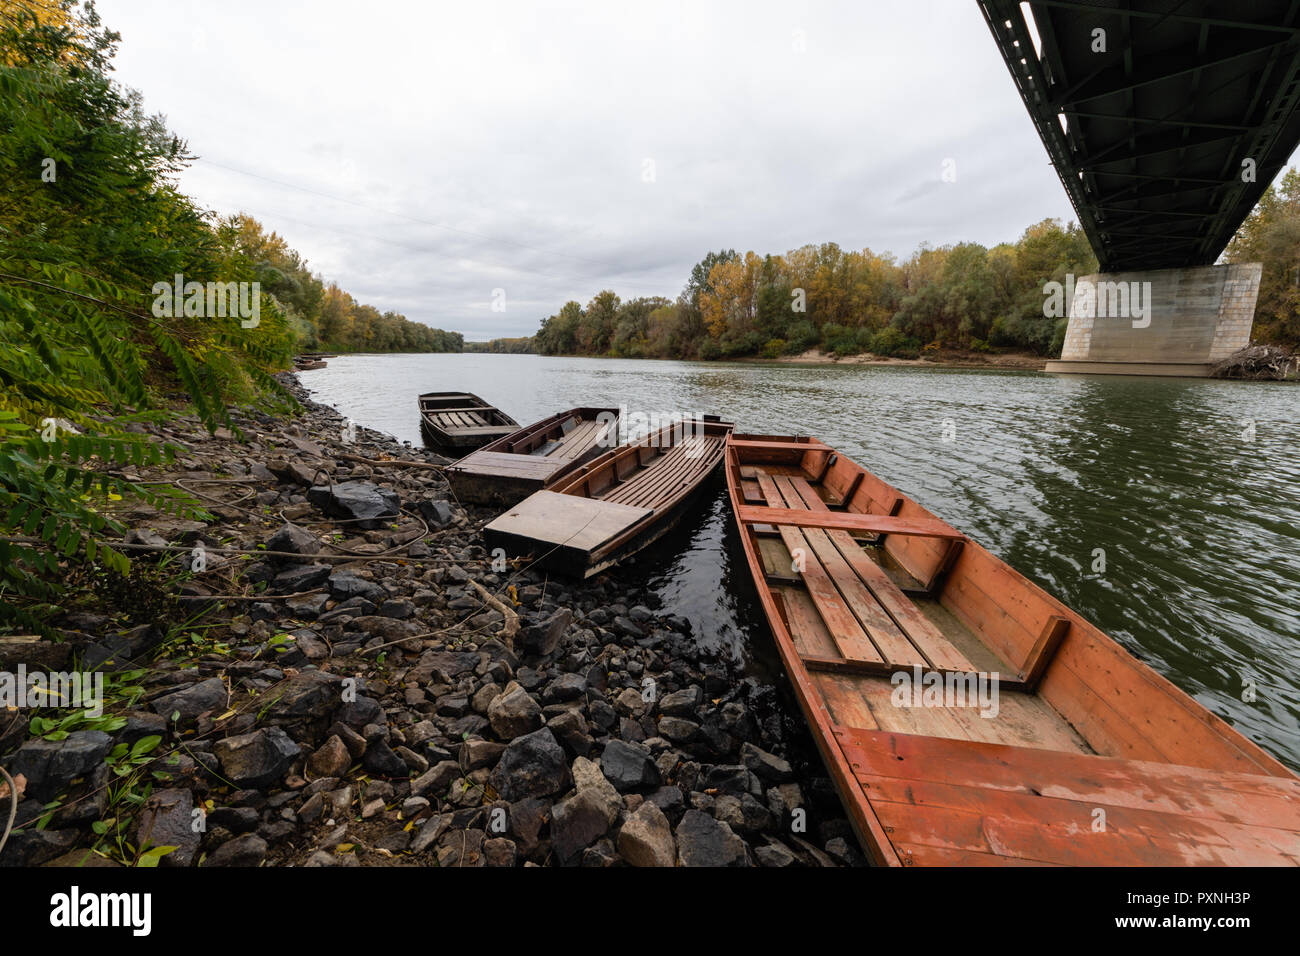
left=452, top=347, right=1048, bottom=372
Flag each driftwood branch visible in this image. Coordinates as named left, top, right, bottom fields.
left=338, top=453, right=446, bottom=471
left=468, top=579, right=519, bottom=652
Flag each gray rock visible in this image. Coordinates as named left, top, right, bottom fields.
left=7, top=730, right=113, bottom=802
left=151, top=677, right=227, bottom=725
left=213, top=727, right=301, bottom=788
left=133, top=788, right=201, bottom=867
left=307, top=481, right=400, bottom=530
left=266, top=523, right=318, bottom=561
left=740, top=742, right=794, bottom=782
left=411, top=760, right=461, bottom=798
left=675, top=809, right=749, bottom=867
left=202, top=833, right=268, bottom=867
left=599, top=739, right=660, bottom=792
left=328, top=570, right=387, bottom=602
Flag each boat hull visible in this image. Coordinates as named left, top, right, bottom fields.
left=724, top=433, right=1300, bottom=867
left=445, top=406, right=620, bottom=507
left=484, top=417, right=733, bottom=577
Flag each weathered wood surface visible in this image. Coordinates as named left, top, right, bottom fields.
left=484, top=490, right=651, bottom=553
left=724, top=432, right=1300, bottom=867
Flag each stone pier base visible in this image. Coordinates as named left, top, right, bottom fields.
left=1044, top=262, right=1261, bottom=377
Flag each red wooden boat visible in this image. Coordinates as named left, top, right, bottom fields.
left=725, top=433, right=1300, bottom=866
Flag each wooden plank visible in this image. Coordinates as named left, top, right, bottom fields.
left=835, top=728, right=1300, bottom=830
left=484, top=490, right=652, bottom=552
left=735, top=505, right=964, bottom=540
left=448, top=451, right=558, bottom=480
left=769, top=476, right=925, bottom=668
left=864, top=783, right=1300, bottom=866
left=772, top=586, right=841, bottom=660
left=729, top=439, right=830, bottom=452
left=754, top=474, right=883, bottom=665
left=830, top=536, right=975, bottom=672
left=1019, top=615, right=1070, bottom=690
left=781, top=473, right=974, bottom=672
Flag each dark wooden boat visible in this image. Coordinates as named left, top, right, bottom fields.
left=294, top=358, right=327, bottom=371
left=725, top=433, right=1300, bottom=866
left=444, top=406, right=621, bottom=507
left=418, top=392, right=519, bottom=452
left=484, top=416, right=733, bottom=577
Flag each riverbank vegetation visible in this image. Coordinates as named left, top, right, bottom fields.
left=531, top=171, right=1300, bottom=363
left=0, top=2, right=461, bottom=630
left=534, top=221, right=1098, bottom=361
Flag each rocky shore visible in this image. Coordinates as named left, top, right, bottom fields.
left=0, top=375, right=863, bottom=868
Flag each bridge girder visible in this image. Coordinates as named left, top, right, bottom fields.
left=979, top=0, right=1300, bottom=271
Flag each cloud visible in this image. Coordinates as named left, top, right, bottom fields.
left=99, top=0, right=1080, bottom=339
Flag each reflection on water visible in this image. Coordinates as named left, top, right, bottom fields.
left=302, top=353, right=1300, bottom=769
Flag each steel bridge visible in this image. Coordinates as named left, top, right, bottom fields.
left=979, top=1, right=1300, bottom=272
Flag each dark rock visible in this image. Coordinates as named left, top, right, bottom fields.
left=675, top=809, right=748, bottom=867
left=362, top=739, right=409, bottom=778
left=265, top=523, right=318, bottom=561
left=133, top=788, right=201, bottom=867
left=207, top=806, right=259, bottom=833
left=550, top=788, right=610, bottom=864
left=599, top=739, right=660, bottom=792
left=7, top=730, right=113, bottom=802
left=0, top=826, right=77, bottom=867
left=520, top=608, right=572, bottom=656
left=202, top=834, right=267, bottom=867
left=151, top=677, right=227, bottom=725
left=270, top=563, right=332, bottom=593
left=307, top=481, right=400, bottom=530
left=487, top=728, right=570, bottom=802
left=213, top=727, right=301, bottom=788
left=328, top=571, right=387, bottom=603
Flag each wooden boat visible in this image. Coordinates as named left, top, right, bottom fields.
left=294, top=357, right=327, bottom=371
left=484, top=416, right=733, bottom=577
left=418, top=392, right=519, bottom=452
left=444, top=406, right=621, bottom=507
left=725, top=433, right=1300, bottom=866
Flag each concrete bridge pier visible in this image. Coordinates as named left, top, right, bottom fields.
left=1045, top=263, right=1262, bottom=378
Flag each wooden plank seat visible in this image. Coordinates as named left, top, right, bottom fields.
left=736, top=505, right=965, bottom=540
left=602, top=435, right=722, bottom=508
left=753, top=470, right=975, bottom=673
left=834, top=727, right=1300, bottom=866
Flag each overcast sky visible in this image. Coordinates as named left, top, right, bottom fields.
left=98, top=0, right=1082, bottom=340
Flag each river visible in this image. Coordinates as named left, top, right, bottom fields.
left=300, top=352, right=1300, bottom=769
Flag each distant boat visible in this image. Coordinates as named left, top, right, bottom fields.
left=724, top=433, right=1300, bottom=866
left=484, top=415, right=733, bottom=577
left=418, top=391, right=519, bottom=452
left=444, top=406, right=621, bottom=507
left=294, top=356, right=328, bottom=370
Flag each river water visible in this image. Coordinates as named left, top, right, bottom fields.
left=300, top=352, right=1300, bottom=769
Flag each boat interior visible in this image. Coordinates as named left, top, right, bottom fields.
left=726, top=434, right=1299, bottom=866
left=556, top=417, right=732, bottom=510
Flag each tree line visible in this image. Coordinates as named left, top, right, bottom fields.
left=532, top=221, right=1098, bottom=360
left=523, top=183, right=1300, bottom=362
